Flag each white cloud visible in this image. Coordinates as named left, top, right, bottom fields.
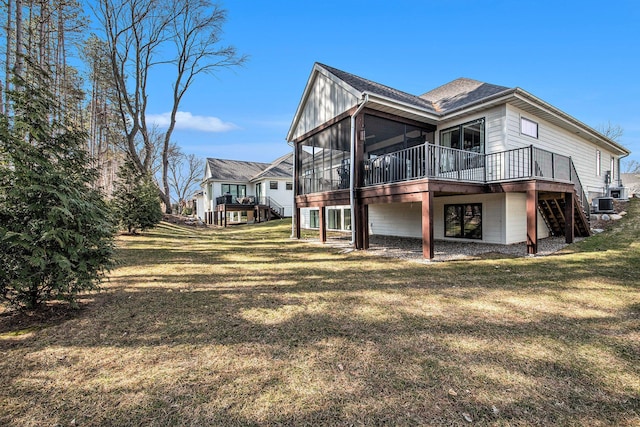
left=146, top=111, right=238, bottom=132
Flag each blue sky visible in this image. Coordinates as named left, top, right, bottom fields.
left=141, top=0, right=640, bottom=168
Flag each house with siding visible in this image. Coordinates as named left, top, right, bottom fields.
left=286, top=63, right=630, bottom=258
left=198, top=153, right=294, bottom=226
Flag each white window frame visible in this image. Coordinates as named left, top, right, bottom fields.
left=520, top=117, right=538, bottom=139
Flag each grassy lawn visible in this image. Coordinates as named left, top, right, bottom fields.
left=1, top=201, right=639, bottom=426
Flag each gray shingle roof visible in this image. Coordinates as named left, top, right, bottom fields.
left=206, top=158, right=271, bottom=182
left=317, top=64, right=512, bottom=115
left=317, top=63, right=437, bottom=113
left=251, top=153, right=293, bottom=181
left=420, top=78, right=511, bottom=113
left=205, top=152, right=293, bottom=182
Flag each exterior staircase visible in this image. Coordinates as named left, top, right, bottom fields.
left=538, top=192, right=590, bottom=237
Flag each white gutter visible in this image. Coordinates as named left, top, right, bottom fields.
left=350, top=94, right=369, bottom=245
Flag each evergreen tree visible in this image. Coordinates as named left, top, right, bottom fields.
left=0, top=64, right=115, bottom=309
left=111, top=158, right=163, bottom=234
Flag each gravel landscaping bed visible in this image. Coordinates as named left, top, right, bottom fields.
left=309, top=234, right=580, bottom=262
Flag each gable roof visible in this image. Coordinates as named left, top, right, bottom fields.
left=317, top=63, right=437, bottom=113
left=250, top=152, right=293, bottom=181
left=206, top=158, right=271, bottom=182
left=420, top=78, right=511, bottom=113
left=288, top=63, right=630, bottom=156
left=205, top=153, right=293, bottom=183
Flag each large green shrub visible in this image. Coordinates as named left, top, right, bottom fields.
left=111, top=159, right=163, bottom=234
left=0, top=68, right=115, bottom=309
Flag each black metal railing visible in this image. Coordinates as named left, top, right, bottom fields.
left=215, top=194, right=285, bottom=217
left=363, top=144, right=485, bottom=186
left=362, top=143, right=584, bottom=186
left=259, top=196, right=285, bottom=217
left=361, top=143, right=590, bottom=217
left=216, top=194, right=256, bottom=205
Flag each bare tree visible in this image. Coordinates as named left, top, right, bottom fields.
left=622, top=160, right=639, bottom=174
left=167, top=145, right=204, bottom=213
left=597, top=121, right=624, bottom=142
left=94, top=0, right=246, bottom=213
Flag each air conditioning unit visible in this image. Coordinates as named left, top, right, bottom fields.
left=607, top=186, right=626, bottom=200
left=592, top=197, right=614, bottom=213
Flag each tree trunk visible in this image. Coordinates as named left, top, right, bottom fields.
left=15, top=0, right=23, bottom=77
left=3, top=0, right=12, bottom=111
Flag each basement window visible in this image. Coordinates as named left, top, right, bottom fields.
left=445, top=203, right=482, bottom=240
left=309, top=210, right=319, bottom=229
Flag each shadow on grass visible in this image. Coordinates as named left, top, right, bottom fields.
left=1, top=206, right=639, bottom=426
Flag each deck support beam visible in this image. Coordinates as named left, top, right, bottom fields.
left=526, top=187, right=538, bottom=255
left=294, top=207, right=301, bottom=239
left=319, top=206, right=327, bottom=243
left=363, top=204, right=369, bottom=249
left=565, top=192, right=575, bottom=244
left=223, top=206, right=227, bottom=228
left=421, top=191, right=434, bottom=259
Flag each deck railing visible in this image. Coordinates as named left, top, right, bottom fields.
left=363, top=144, right=486, bottom=185
left=363, top=143, right=582, bottom=186
left=215, top=194, right=285, bottom=217
left=361, top=143, right=589, bottom=216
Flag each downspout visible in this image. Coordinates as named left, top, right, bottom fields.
left=618, top=152, right=630, bottom=188
left=287, top=139, right=295, bottom=238
left=350, top=94, right=369, bottom=245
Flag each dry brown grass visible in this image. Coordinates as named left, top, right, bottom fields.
left=1, top=201, right=639, bottom=426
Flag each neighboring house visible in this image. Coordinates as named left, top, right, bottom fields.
left=286, top=63, right=631, bottom=259
left=621, top=173, right=640, bottom=198
left=199, top=153, right=294, bottom=226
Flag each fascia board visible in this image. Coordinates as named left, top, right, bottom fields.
left=512, top=89, right=630, bottom=156
left=364, top=92, right=440, bottom=123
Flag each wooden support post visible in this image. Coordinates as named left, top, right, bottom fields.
left=319, top=206, right=327, bottom=243
left=565, top=192, right=574, bottom=244
left=422, top=191, right=434, bottom=259
left=294, top=207, right=301, bottom=239
left=223, top=206, right=227, bottom=228
left=363, top=204, right=370, bottom=249
left=526, top=187, right=538, bottom=255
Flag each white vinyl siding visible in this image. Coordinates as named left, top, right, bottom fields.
left=259, top=178, right=294, bottom=217
left=504, top=193, right=550, bottom=244
left=368, top=193, right=549, bottom=245
left=368, top=203, right=422, bottom=238
left=300, top=207, right=312, bottom=229
left=292, top=72, right=358, bottom=140
left=505, top=105, right=615, bottom=198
